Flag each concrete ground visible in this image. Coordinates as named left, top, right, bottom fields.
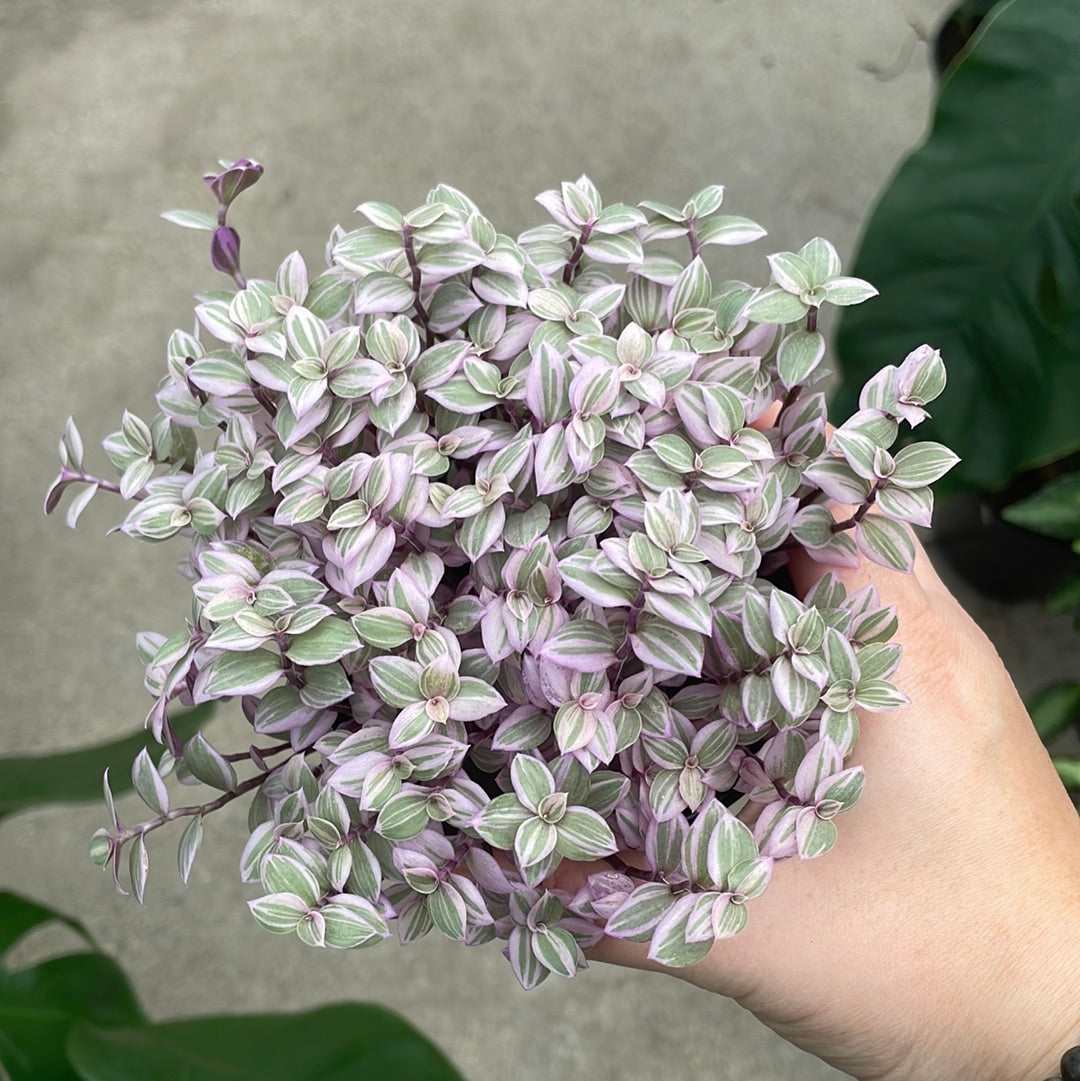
left=3, top=2, right=1076, bottom=1080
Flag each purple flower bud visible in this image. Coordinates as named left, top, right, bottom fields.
left=210, top=226, right=241, bottom=278
left=202, top=158, right=264, bottom=209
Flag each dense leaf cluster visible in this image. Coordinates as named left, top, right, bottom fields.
left=48, top=163, right=955, bottom=986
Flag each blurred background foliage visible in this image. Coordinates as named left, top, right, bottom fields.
left=835, top=0, right=1080, bottom=788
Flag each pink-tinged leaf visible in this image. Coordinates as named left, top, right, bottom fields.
left=641, top=590, right=712, bottom=634
left=321, top=895, right=390, bottom=948
left=684, top=892, right=721, bottom=944
left=854, top=678, right=909, bottom=712
left=605, top=882, right=676, bottom=942
left=770, top=655, right=821, bottom=720
left=514, top=816, right=557, bottom=868
left=473, top=793, right=531, bottom=850
left=647, top=893, right=712, bottom=968
left=397, top=895, right=435, bottom=943
left=793, top=737, right=843, bottom=803
left=129, top=834, right=149, bottom=905
left=506, top=925, right=549, bottom=990
left=374, top=791, right=429, bottom=840
left=531, top=926, right=582, bottom=977
left=876, top=484, right=934, bottom=528
left=554, top=807, right=617, bottom=861
left=678, top=765, right=707, bottom=812
left=631, top=615, right=704, bottom=677
left=388, top=702, right=436, bottom=749
left=817, top=765, right=865, bottom=809
left=177, top=815, right=204, bottom=886
left=351, top=606, right=415, bottom=649
left=534, top=425, right=577, bottom=496
left=553, top=703, right=596, bottom=755
left=706, top=809, right=758, bottom=890
left=582, top=231, right=644, bottom=266
left=727, top=856, right=773, bottom=902
left=183, top=732, right=238, bottom=792
left=855, top=515, right=916, bottom=572
left=510, top=755, right=556, bottom=811
left=458, top=501, right=506, bottom=561
left=539, top=620, right=617, bottom=672
left=491, top=708, right=552, bottom=752
left=796, top=810, right=838, bottom=858
left=802, top=458, right=873, bottom=504
left=131, top=747, right=169, bottom=815
left=754, top=800, right=800, bottom=860
left=248, top=892, right=308, bottom=934
left=647, top=768, right=685, bottom=822
left=64, top=483, right=99, bottom=529
left=525, top=345, right=572, bottom=426
left=369, top=656, right=423, bottom=708
left=710, top=894, right=749, bottom=939
left=801, top=528, right=861, bottom=569
left=569, top=358, right=620, bottom=417
left=646, top=814, right=689, bottom=875
left=683, top=801, right=721, bottom=886
left=449, top=677, right=506, bottom=722
left=428, top=881, right=468, bottom=940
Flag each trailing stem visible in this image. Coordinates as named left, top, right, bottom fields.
left=830, top=479, right=886, bottom=533
left=402, top=224, right=435, bottom=349
left=562, top=223, right=594, bottom=284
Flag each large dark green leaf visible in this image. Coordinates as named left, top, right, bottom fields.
left=1055, top=755, right=1080, bottom=791
left=0, top=892, right=94, bottom=957
left=1027, top=680, right=1080, bottom=742
left=0, top=706, right=213, bottom=821
left=834, top=0, right=1080, bottom=493
left=1002, top=471, right=1080, bottom=539
left=67, top=1004, right=466, bottom=1081
left=0, top=891, right=143, bottom=1081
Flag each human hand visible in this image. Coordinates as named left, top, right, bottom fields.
left=553, top=500, right=1080, bottom=1081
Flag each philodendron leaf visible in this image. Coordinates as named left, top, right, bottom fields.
left=0, top=706, right=213, bottom=822
left=1053, top=755, right=1080, bottom=792
left=0, top=891, right=144, bottom=1081
left=1026, top=680, right=1080, bottom=743
left=834, top=0, right=1080, bottom=492
left=1001, top=472, right=1080, bottom=541
left=0, top=892, right=94, bottom=958
left=66, top=1003, right=465, bottom=1081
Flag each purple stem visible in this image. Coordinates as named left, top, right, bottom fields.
left=687, top=220, right=701, bottom=260
left=61, top=469, right=122, bottom=495
left=830, top=479, right=886, bottom=533
left=114, top=767, right=271, bottom=845
left=562, top=222, right=594, bottom=284
left=403, top=224, right=435, bottom=349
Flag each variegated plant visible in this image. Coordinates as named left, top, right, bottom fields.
left=47, top=160, right=957, bottom=987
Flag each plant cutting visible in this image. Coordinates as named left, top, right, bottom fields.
left=45, top=159, right=957, bottom=987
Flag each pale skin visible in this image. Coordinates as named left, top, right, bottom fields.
left=554, top=484, right=1080, bottom=1081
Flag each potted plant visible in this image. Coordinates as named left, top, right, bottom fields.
left=45, top=160, right=957, bottom=983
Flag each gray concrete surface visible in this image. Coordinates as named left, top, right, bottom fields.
left=4, top=3, right=1076, bottom=1080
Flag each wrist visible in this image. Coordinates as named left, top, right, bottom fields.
left=919, top=902, right=1080, bottom=1081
